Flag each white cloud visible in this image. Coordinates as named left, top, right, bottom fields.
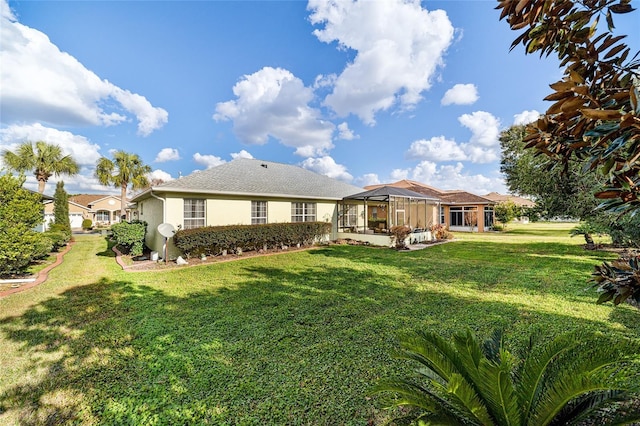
left=309, top=0, right=454, bottom=124
left=1, top=0, right=15, bottom=21
left=214, top=67, right=335, bottom=157
left=406, top=136, right=466, bottom=162
left=300, top=156, right=353, bottom=182
left=193, top=152, right=226, bottom=169
left=148, top=169, right=174, bottom=183
left=405, top=111, right=500, bottom=164
left=400, top=161, right=506, bottom=194
left=441, top=83, right=479, bottom=106
left=0, top=123, right=101, bottom=165
left=458, top=111, right=500, bottom=147
left=231, top=149, right=254, bottom=160
left=155, top=148, right=180, bottom=163
left=513, top=110, right=541, bottom=125
left=390, top=168, right=410, bottom=181
left=355, top=173, right=380, bottom=187
left=384, top=161, right=505, bottom=194
left=337, top=122, right=358, bottom=140
left=0, top=6, right=167, bottom=135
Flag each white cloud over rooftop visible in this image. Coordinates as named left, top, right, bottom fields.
left=214, top=67, right=335, bottom=157
left=309, top=0, right=454, bottom=124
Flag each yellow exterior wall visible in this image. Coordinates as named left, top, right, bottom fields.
left=139, top=193, right=340, bottom=258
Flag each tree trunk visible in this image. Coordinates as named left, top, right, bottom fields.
left=584, top=233, right=595, bottom=249
left=120, top=184, right=127, bottom=221
left=37, top=179, right=46, bottom=194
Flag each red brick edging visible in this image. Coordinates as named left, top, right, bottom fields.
left=0, top=241, right=75, bottom=298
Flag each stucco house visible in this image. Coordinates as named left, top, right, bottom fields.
left=43, top=194, right=124, bottom=230
left=131, top=159, right=365, bottom=257
left=365, top=180, right=496, bottom=232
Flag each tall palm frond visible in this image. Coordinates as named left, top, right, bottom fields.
left=94, top=150, right=151, bottom=217
left=1, top=141, right=79, bottom=193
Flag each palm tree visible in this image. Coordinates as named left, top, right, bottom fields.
left=94, top=150, right=151, bottom=219
left=374, top=329, right=640, bottom=425
left=1, top=141, right=79, bottom=193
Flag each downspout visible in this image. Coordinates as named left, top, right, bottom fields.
left=149, top=190, right=166, bottom=223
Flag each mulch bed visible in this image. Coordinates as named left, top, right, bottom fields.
left=113, top=244, right=321, bottom=272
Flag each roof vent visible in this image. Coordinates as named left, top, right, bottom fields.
left=261, top=163, right=268, bottom=168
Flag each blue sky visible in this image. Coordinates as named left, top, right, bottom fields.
left=1, top=0, right=638, bottom=197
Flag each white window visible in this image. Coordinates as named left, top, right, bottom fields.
left=96, top=211, right=110, bottom=222
left=341, top=204, right=357, bottom=227
left=252, top=201, right=267, bottom=224
left=184, top=199, right=205, bottom=229
left=291, top=202, right=316, bottom=222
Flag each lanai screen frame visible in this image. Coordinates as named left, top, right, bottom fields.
left=340, top=187, right=441, bottom=234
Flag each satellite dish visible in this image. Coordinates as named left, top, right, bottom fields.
left=157, top=223, right=176, bottom=238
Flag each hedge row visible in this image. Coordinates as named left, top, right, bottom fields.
left=174, top=222, right=332, bottom=257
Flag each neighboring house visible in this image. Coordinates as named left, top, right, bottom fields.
left=131, top=159, right=364, bottom=257
left=483, top=192, right=536, bottom=208
left=32, top=190, right=54, bottom=232
left=43, top=194, right=124, bottom=230
left=365, top=180, right=496, bottom=232
left=483, top=192, right=536, bottom=223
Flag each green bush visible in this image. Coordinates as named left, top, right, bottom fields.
left=0, top=173, right=46, bottom=276
left=31, top=234, right=54, bottom=260
left=44, top=230, right=70, bottom=252
left=111, top=221, right=147, bottom=256
left=174, top=222, right=331, bottom=258
left=82, top=219, right=93, bottom=230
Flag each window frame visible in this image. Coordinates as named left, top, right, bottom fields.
left=291, top=202, right=316, bottom=222
left=183, top=198, right=205, bottom=230
left=251, top=200, right=268, bottom=225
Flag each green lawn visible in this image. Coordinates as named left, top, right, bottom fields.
left=0, top=223, right=638, bottom=425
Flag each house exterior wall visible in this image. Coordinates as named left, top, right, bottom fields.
left=137, top=196, right=166, bottom=258
left=90, top=197, right=122, bottom=225
left=141, top=193, right=339, bottom=258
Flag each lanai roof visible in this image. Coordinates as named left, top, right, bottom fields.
left=365, top=179, right=494, bottom=205
left=344, top=185, right=440, bottom=202
left=134, top=158, right=363, bottom=201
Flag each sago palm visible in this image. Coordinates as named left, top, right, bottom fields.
left=1, top=140, right=79, bottom=193
left=374, top=329, right=640, bottom=425
left=95, top=150, right=151, bottom=219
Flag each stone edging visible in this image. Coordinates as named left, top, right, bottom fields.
left=0, top=241, right=75, bottom=298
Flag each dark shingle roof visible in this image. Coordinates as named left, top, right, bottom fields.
left=145, top=158, right=363, bottom=200
left=344, top=185, right=440, bottom=202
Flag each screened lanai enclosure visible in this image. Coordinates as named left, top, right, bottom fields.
left=337, top=186, right=441, bottom=246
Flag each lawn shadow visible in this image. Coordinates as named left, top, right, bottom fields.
left=1, top=256, right=639, bottom=424
left=95, top=237, right=116, bottom=258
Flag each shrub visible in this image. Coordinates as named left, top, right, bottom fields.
left=82, top=219, right=93, bottom=230
left=32, top=234, right=54, bottom=260
left=374, top=329, right=640, bottom=425
left=429, top=223, right=453, bottom=240
left=111, top=220, right=147, bottom=256
left=174, top=222, right=331, bottom=258
left=0, top=173, right=46, bottom=276
left=44, top=230, right=70, bottom=252
left=389, top=225, right=411, bottom=249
